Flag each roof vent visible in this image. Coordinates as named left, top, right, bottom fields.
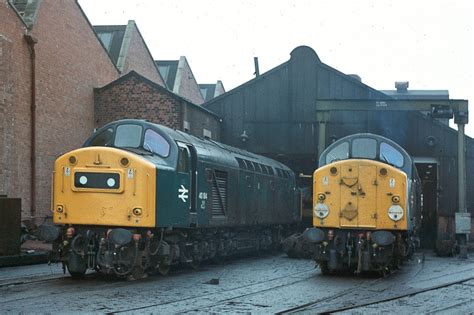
left=395, top=81, right=409, bottom=92
left=347, top=74, right=361, bottom=82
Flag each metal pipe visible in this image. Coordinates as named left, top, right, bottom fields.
left=318, top=122, right=326, bottom=160
left=457, top=123, right=468, bottom=258
left=25, top=34, right=37, bottom=221
left=254, top=57, right=260, bottom=77
left=316, top=111, right=330, bottom=160
left=458, top=123, right=466, bottom=214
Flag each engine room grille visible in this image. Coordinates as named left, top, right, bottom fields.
left=211, top=170, right=227, bottom=217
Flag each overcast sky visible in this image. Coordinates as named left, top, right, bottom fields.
left=79, top=0, right=474, bottom=136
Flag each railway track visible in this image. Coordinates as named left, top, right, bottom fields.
left=278, top=275, right=474, bottom=314
left=0, top=274, right=67, bottom=288
left=109, top=266, right=317, bottom=314
left=108, top=258, right=418, bottom=313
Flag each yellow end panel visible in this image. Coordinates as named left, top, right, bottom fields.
left=356, top=164, right=377, bottom=228
left=339, top=162, right=360, bottom=228
left=313, top=163, right=341, bottom=228
left=376, top=164, right=408, bottom=230
left=313, top=160, right=408, bottom=231
left=52, top=147, right=156, bottom=228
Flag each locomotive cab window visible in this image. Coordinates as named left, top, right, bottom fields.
left=177, top=145, right=190, bottom=173
left=380, top=142, right=404, bottom=167
left=89, top=128, right=114, bottom=146
left=325, top=141, right=349, bottom=164
left=143, top=129, right=170, bottom=157
left=114, top=124, right=143, bottom=148
left=352, top=138, right=377, bottom=159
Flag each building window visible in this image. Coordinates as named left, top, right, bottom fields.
left=200, top=88, right=207, bottom=99
left=98, top=32, right=113, bottom=50
left=158, top=66, right=169, bottom=81
left=183, top=121, right=190, bottom=133
left=203, top=128, right=212, bottom=139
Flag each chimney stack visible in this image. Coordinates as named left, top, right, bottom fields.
left=254, top=57, right=260, bottom=77
left=395, top=81, right=409, bottom=93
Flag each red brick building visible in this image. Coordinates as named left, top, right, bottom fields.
left=94, top=71, right=221, bottom=141
left=0, top=0, right=119, bottom=222
left=94, top=20, right=166, bottom=87
left=156, top=57, right=206, bottom=105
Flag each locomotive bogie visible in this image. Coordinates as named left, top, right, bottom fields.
left=303, top=227, right=415, bottom=274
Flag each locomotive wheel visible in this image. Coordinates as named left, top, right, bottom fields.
left=67, top=266, right=86, bottom=279
left=319, top=262, right=330, bottom=275
left=188, top=259, right=201, bottom=270
left=157, top=264, right=170, bottom=276
left=67, top=252, right=87, bottom=278
left=211, top=254, right=226, bottom=265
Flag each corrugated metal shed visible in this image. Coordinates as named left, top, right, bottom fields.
left=202, top=45, right=474, bottom=233
left=204, top=46, right=389, bottom=172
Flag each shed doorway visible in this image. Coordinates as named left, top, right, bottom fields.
left=414, top=158, right=439, bottom=249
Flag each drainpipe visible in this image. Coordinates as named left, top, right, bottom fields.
left=25, top=34, right=37, bottom=221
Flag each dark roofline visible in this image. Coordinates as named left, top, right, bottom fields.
left=95, top=70, right=221, bottom=120
left=203, top=47, right=389, bottom=107
left=92, top=25, right=126, bottom=31
left=319, top=62, right=389, bottom=98
left=7, top=0, right=31, bottom=29
left=203, top=61, right=289, bottom=106
left=414, top=110, right=473, bottom=142
left=75, top=0, right=120, bottom=74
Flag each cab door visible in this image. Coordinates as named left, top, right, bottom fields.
left=357, top=164, right=377, bottom=228
left=176, top=143, right=196, bottom=224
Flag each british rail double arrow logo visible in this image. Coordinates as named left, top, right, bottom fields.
left=178, top=185, right=189, bottom=202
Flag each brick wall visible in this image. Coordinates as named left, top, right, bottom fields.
left=174, top=57, right=205, bottom=105
left=185, top=106, right=221, bottom=142
left=0, top=2, right=34, bottom=218
left=95, top=72, right=221, bottom=141
left=30, top=1, right=118, bottom=221
left=1, top=0, right=119, bottom=221
left=120, top=21, right=165, bottom=87
left=95, top=73, right=182, bottom=129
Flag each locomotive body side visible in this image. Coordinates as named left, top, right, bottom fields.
left=51, top=119, right=298, bottom=279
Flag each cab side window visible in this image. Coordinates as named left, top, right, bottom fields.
left=89, top=128, right=114, bottom=146
left=143, top=129, right=170, bottom=157
left=177, top=146, right=190, bottom=173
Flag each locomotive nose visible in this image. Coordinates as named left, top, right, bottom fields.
left=52, top=147, right=156, bottom=228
